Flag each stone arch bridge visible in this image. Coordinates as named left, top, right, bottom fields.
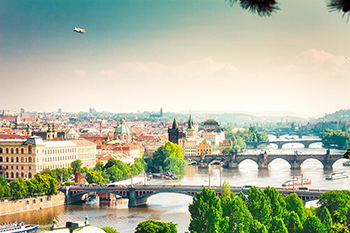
left=246, top=139, right=323, bottom=149
left=186, top=151, right=344, bottom=170
left=61, top=185, right=325, bottom=207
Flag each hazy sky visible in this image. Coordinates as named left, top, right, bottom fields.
left=1, top=0, right=350, bottom=117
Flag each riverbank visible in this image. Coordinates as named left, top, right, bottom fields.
left=0, top=192, right=65, bottom=216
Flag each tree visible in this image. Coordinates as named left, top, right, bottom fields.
left=269, top=216, right=288, bottom=233
left=86, top=170, right=107, bottom=185
left=106, top=165, right=123, bottom=182
left=101, top=226, right=119, bottom=233
left=47, top=177, right=58, bottom=195
left=264, top=186, right=286, bottom=219
left=25, top=180, right=37, bottom=196
left=164, top=156, right=187, bottom=174
left=135, top=219, right=178, bottom=233
left=247, top=186, right=271, bottom=225
left=222, top=147, right=234, bottom=155
left=283, top=193, right=305, bottom=223
left=188, top=187, right=229, bottom=233
left=302, top=216, right=326, bottom=233
left=220, top=179, right=232, bottom=201
left=71, top=159, right=83, bottom=173
left=317, top=190, right=350, bottom=222
left=226, top=0, right=350, bottom=19
left=164, top=141, right=184, bottom=159
left=317, top=206, right=333, bottom=231
left=0, top=176, right=7, bottom=186
left=222, top=192, right=253, bottom=232
left=329, top=223, right=350, bottom=233
left=10, top=177, right=28, bottom=199
left=250, top=220, right=268, bottom=233
left=286, top=211, right=303, bottom=233
left=94, top=161, right=104, bottom=172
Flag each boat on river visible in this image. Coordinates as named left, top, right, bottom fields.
left=0, top=222, right=38, bottom=233
left=326, top=171, right=348, bottom=180
left=85, top=194, right=99, bottom=206
left=343, top=160, right=350, bottom=166
left=282, top=178, right=311, bottom=187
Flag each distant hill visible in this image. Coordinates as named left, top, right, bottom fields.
left=312, top=109, right=350, bottom=122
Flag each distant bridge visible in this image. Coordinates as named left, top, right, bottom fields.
left=185, top=151, right=343, bottom=170
left=246, top=139, right=323, bottom=149
left=61, top=185, right=326, bottom=207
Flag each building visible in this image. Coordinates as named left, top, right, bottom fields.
left=219, top=140, right=232, bottom=153
left=0, top=136, right=96, bottom=180
left=168, top=117, right=185, bottom=145
left=196, top=140, right=212, bottom=155
left=183, top=140, right=197, bottom=157
left=114, top=119, right=131, bottom=142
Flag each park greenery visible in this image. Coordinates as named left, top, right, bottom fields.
left=0, top=174, right=58, bottom=199
left=322, top=129, right=350, bottom=150
left=224, top=125, right=269, bottom=152
left=146, top=141, right=187, bottom=174
left=188, top=183, right=350, bottom=233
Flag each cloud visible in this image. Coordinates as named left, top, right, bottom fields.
left=73, top=69, right=87, bottom=77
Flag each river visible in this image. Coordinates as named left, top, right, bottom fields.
left=1, top=135, right=349, bottom=233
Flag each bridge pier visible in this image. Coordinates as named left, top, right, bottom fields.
left=323, top=164, right=333, bottom=171
left=228, top=162, right=239, bottom=169
left=290, top=162, right=301, bottom=170
left=128, top=188, right=149, bottom=207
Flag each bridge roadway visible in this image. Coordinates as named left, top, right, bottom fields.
left=246, top=139, right=323, bottom=149
left=61, top=185, right=327, bottom=207
left=186, top=151, right=344, bottom=170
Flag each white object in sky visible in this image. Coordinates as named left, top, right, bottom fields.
left=74, top=27, right=85, bottom=34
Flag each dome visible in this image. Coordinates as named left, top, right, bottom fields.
left=114, top=119, right=131, bottom=134
left=202, top=118, right=219, bottom=126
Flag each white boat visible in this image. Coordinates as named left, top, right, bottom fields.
left=343, top=160, right=350, bottom=166
left=85, top=194, right=99, bottom=206
left=326, top=171, right=348, bottom=180
left=282, top=178, right=311, bottom=187
left=0, top=222, right=38, bottom=233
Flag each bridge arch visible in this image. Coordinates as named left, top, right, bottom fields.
left=70, top=189, right=129, bottom=199
left=299, top=158, right=325, bottom=169
left=267, top=158, right=292, bottom=169
left=279, top=142, right=306, bottom=149
left=237, top=158, right=259, bottom=168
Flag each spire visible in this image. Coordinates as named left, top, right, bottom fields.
left=188, top=111, right=194, bottom=130
left=172, top=117, right=179, bottom=129
left=47, top=123, right=52, bottom=133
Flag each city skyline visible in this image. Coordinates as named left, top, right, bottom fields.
left=1, top=0, right=350, bottom=117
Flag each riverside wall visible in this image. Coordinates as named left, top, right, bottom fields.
left=0, top=192, right=65, bottom=216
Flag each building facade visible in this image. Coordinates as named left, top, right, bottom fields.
left=0, top=136, right=96, bottom=180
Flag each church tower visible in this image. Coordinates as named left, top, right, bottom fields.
left=168, top=117, right=183, bottom=145
left=186, top=113, right=195, bottom=139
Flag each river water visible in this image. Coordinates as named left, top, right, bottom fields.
left=1, top=135, right=349, bottom=233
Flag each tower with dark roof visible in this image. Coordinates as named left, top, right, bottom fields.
left=186, top=113, right=196, bottom=139
left=168, top=117, right=184, bottom=145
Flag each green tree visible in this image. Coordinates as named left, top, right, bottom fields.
left=222, top=147, right=234, bottom=155
left=247, top=186, right=271, bottom=225
left=86, top=170, right=106, bottom=185
left=250, top=220, right=268, bottom=233
left=264, top=186, right=286, bottom=219
left=10, top=177, right=28, bottom=199
left=222, top=193, right=253, bottom=232
left=317, top=190, right=350, bottom=222
left=47, top=177, right=58, bottom=195
left=269, top=216, right=288, bottom=233
left=0, top=176, right=7, bottom=186
left=106, top=165, right=123, bottom=182
left=135, top=219, right=178, bottom=233
left=220, top=179, right=231, bottom=201
left=71, top=159, right=83, bottom=173
left=283, top=193, right=305, bottom=223
left=188, top=187, right=229, bottom=233
left=317, top=206, right=333, bottom=230
left=164, top=156, right=187, bottom=174
left=302, top=216, right=326, bottom=233
left=25, top=180, right=37, bottom=196
left=101, top=226, right=119, bottom=233
left=94, top=161, right=104, bottom=171
left=164, top=141, right=184, bottom=159
left=329, top=223, right=350, bottom=233
left=286, top=211, right=303, bottom=233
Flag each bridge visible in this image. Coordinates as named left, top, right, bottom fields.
left=185, top=151, right=343, bottom=170
left=60, top=185, right=326, bottom=207
left=246, top=139, right=323, bottom=149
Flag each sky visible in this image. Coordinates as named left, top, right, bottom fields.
left=1, top=0, right=350, bottom=117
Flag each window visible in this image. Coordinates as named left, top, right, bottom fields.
left=21, top=172, right=24, bottom=177
left=26, top=200, right=29, bottom=205
left=11, top=157, right=13, bottom=162
left=29, top=166, right=31, bottom=170
left=6, top=157, right=8, bottom=162
left=28, top=157, right=32, bottom=163
left=28, top=145, right=32, bottom=154
left=21, top=157, right=24, bottom=163
left=11, top=148, right=14, bottom=154
left=10, top=172, right=13, bottom=178
left=6, top=148, right=9, bottom=154
left=0, top=157, right=2, bottom=162
left=16, top=157, right=19, bottom=163
left=16, top=172, right=19, bottom=178
left=21, top=148, right=24, bottom=154
left=0, top=148, right=2, bottom=153
left=16, top=148, right=19, bottom=154
left=28, top=173, right=32, bottom=178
